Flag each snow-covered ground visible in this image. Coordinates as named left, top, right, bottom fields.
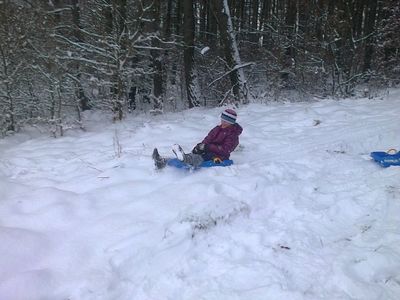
left=1, top=91, right=400, bottom=300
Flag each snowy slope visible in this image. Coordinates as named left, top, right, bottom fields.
left=0, top=91, right=400, bottom=300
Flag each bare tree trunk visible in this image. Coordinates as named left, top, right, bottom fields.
left=149, top=0, right=166, bottom=111
left=207, top=0, right=218, bottom=45
left=212, top=0, right=249, bottom=105
left=104, top=0, right=113, bottom=35
left=259, top=0, right=272, bottom=46
left=150, top=0, right=164, bottom=111
left=108, top=0, right=127, bottom=121
left=175, top=0, right=183, bottom=35
left=71, top=0, right=91, bottom=111
left=250, top=0, right=260, bottom=43
left=353, top=0, right=366, bottom=38
left=0, top=44, right=15, bottom=132
left=363, top=0, right=378, bottom=72
left=183, top=0, right=200, bottom=108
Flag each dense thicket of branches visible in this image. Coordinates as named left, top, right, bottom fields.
left=0, top=0, right=399, bottom=135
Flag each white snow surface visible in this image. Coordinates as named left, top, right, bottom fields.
left=1, top=91, right=400, bottom=300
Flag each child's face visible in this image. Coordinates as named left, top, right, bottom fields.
left=220, top=120, right=232, bottom=128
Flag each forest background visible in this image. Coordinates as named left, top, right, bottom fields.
left=0, top=0, right=399, bottom=137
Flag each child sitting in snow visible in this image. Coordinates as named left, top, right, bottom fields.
left=152, top=109, right=243, bottom=169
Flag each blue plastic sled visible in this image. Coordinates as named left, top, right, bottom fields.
left=167, top=158, right=233, bottom=170
left=370, top=151, right=400, bottom=168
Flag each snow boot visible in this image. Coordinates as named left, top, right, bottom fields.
left=152, top=148, right=166, bottom=169
left=172, top=144, right=186, bottom=161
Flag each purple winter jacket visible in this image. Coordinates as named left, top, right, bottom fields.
left=201, top=123, right=243, bottom=160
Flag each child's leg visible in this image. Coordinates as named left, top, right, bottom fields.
left=183, top=153, right=204, bottom=167
left=172, top=144, right=205, bottom=167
